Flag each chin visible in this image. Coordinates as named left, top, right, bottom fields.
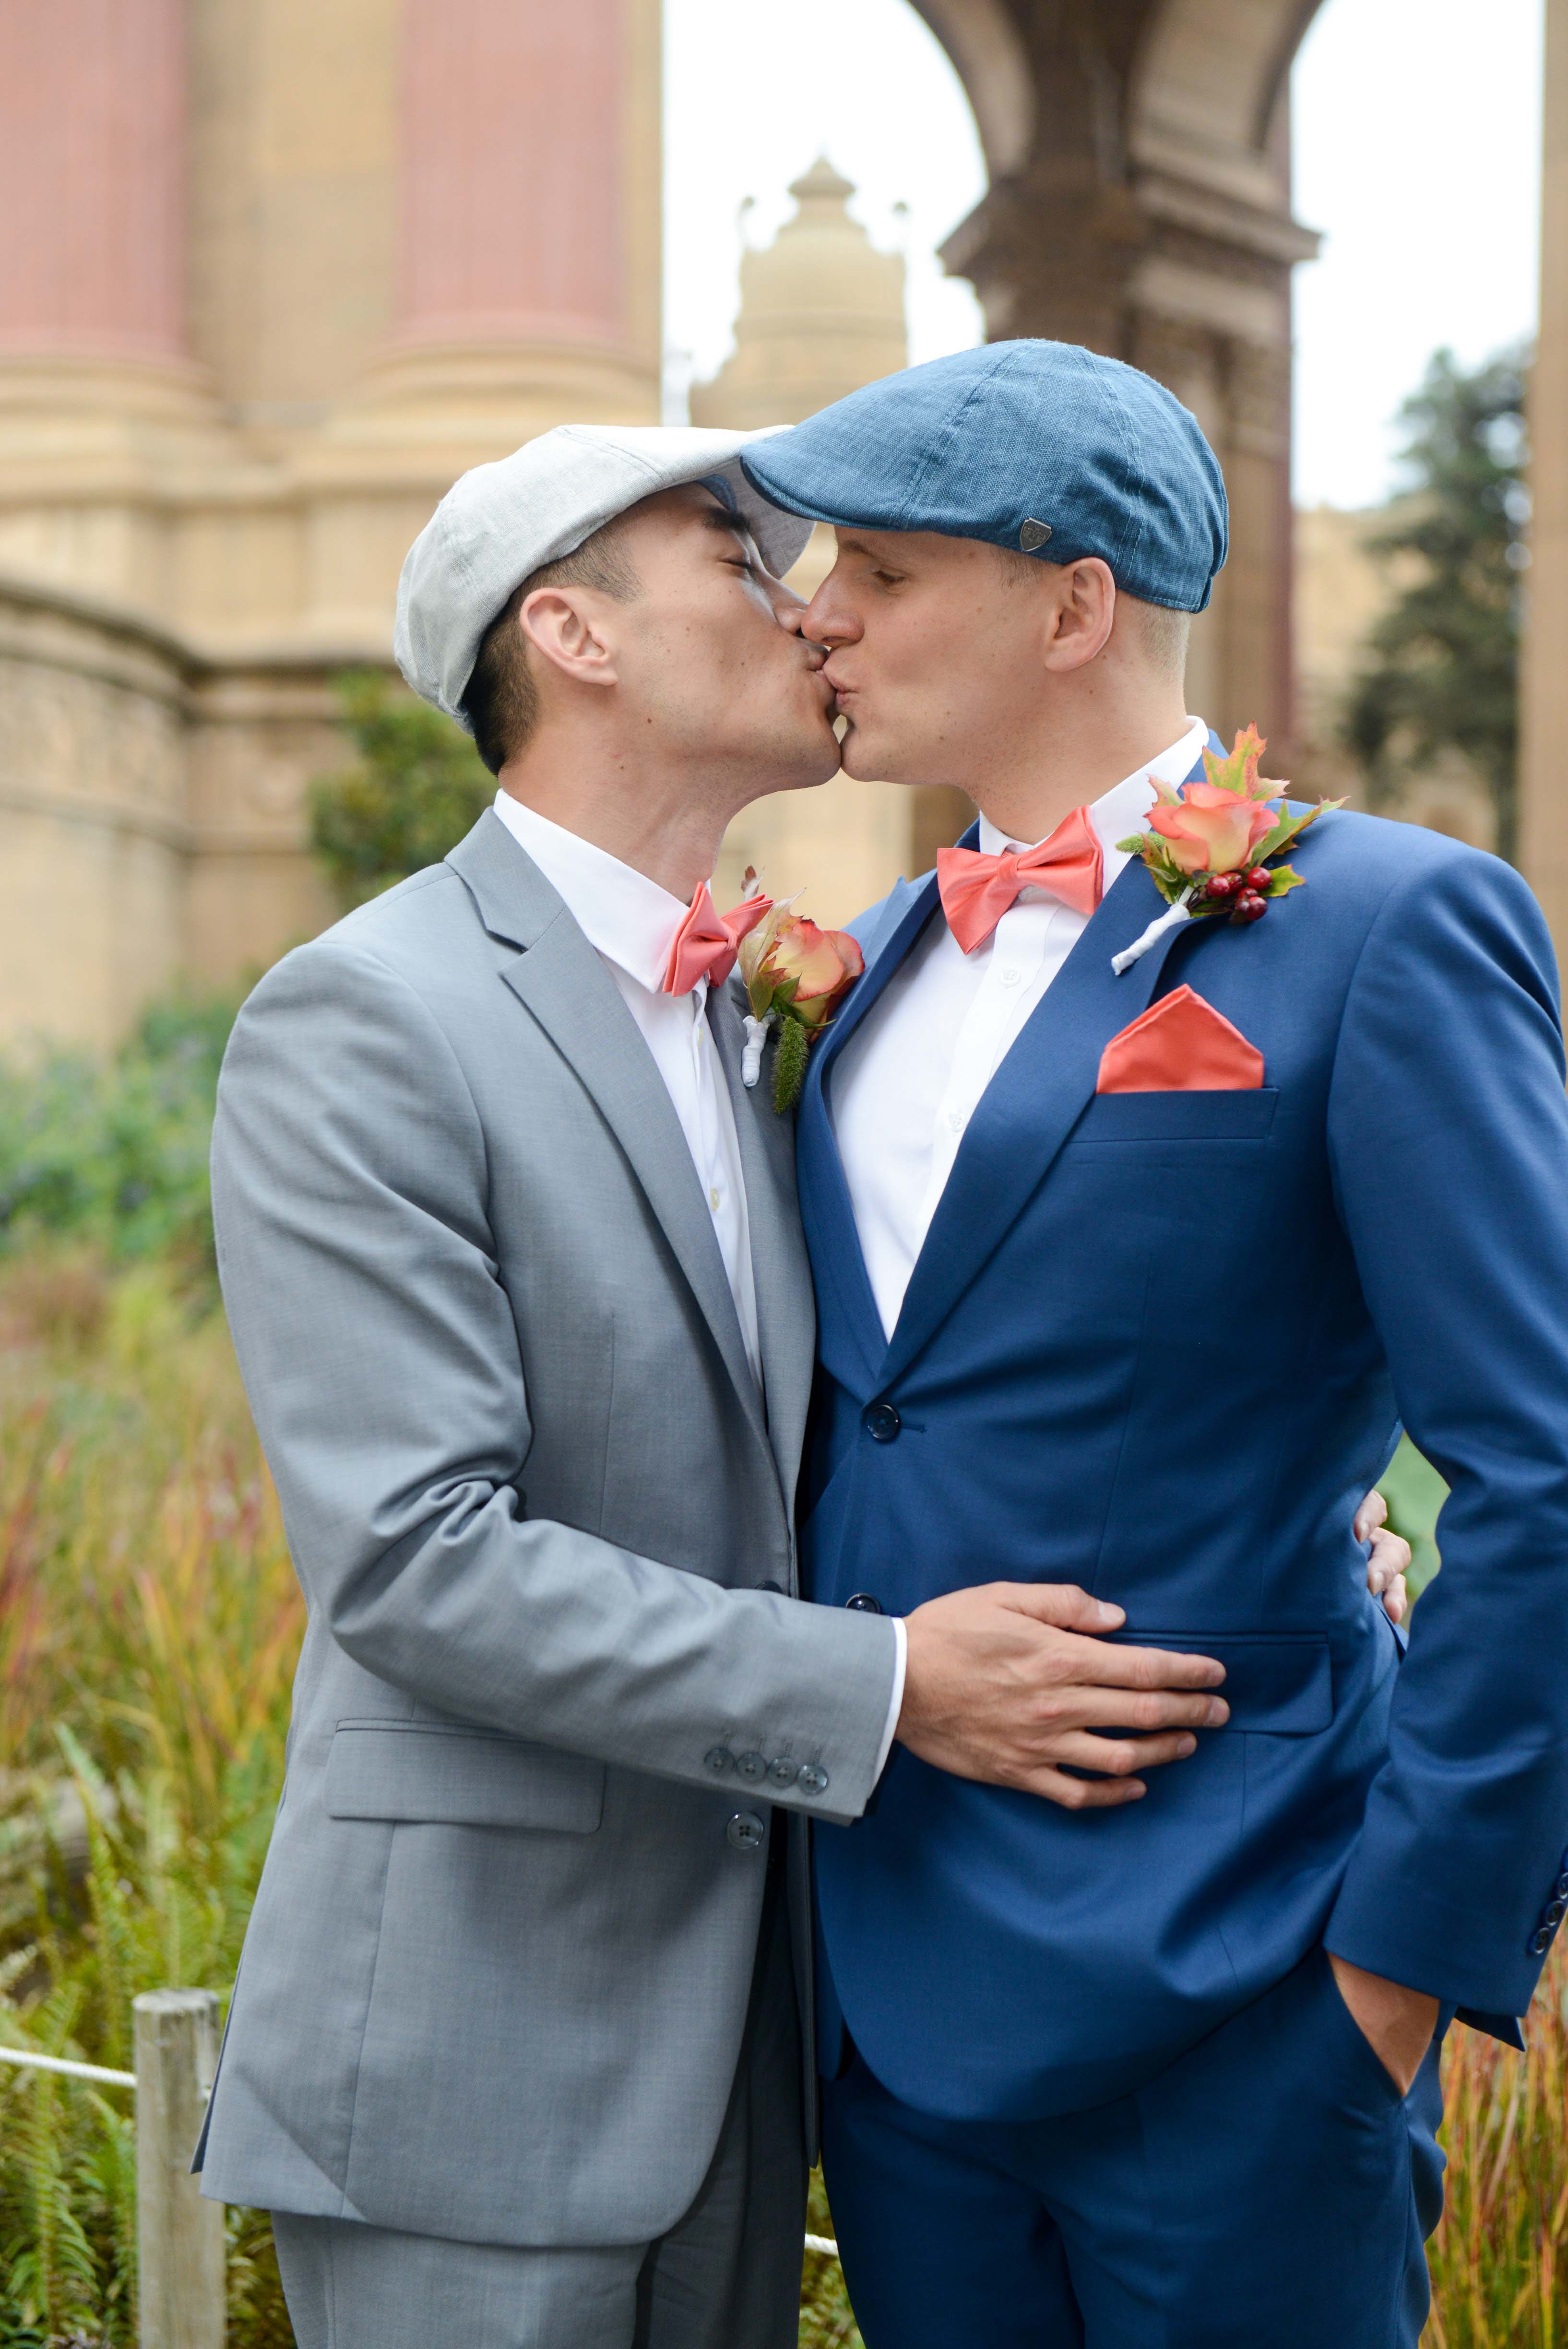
left=837, top=725, right=900, bottom=784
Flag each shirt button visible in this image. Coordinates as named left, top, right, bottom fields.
left=736, top=1751, right=768, bottom=1782
left=704, top=1746, right=735, bottom=1775
left=709, top=1186, right=722, bottom=1210
left=945, top=1108, right=964, bottom=1133
left=726, top=1811, right=766, bottom=1852
left=998, top=965, right=1022, bottom=986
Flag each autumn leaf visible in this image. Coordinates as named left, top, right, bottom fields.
left=1200, top=723, right=1283, bottom=803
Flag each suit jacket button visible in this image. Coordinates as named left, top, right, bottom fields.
left=726, top=1811, right=766, bottom=1852
left=704, top=1747, right=735, bottom=1775
left=864, top=1402, right=901, bottom=1443
left=759, top=1578, right=784, bottom=1593
left=846, top=1593, right=883, bottom=1614
left=736, top=1752, right=768, bottom=1782
left=768, top=1757, right=796, bottom=1786
left=797, top=1763, right=830, bottom=1797
left=1531, top=1926, right=1555, bottom=1956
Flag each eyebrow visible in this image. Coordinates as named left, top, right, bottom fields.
left=700, top=504, right=759, bottom=554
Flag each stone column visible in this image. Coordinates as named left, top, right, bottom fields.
left=934, top=1, right=1316, bottom=756
left=359, top=0, right=661, bottom=432
left=1521, top=0, right=1568, bottom=946
left=0, top=0, right=202, bottom=414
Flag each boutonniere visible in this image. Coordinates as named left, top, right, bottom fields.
left=734, top=871, right=864, bottom=1112
left=1111, top=726, right=1342, bottom=974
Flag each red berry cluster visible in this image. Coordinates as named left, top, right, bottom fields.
left=1203, top=866, right=1272, bottom=925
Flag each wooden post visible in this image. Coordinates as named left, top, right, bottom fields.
left=134, top=1989, right=226, bottom=2349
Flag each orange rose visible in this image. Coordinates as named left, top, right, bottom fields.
left=1146, top=783, right=1277, bottom=878
left=755, top=917, right=863, bottom=1028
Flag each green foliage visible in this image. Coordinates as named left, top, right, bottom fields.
left=0, top=1253, right=302, bottom=2343
left=1345, top=345, right=1530, bottom=863
left=772, top=1016, right=812, bottom=1115
left=799, top=2171, right=861, bottom=2349
left=309, top=671, right=493, bottom=911
left=1379, top=1435, right=1449, bottom=1597
left=0, top=990, right=242, bottom=1277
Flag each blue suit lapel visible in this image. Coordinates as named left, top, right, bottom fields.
left=876, top=740, right=1221, bottom=1390
left=797, top=869, right=945, bottom=1388
left=875, top=854, right=1192, bottom=1389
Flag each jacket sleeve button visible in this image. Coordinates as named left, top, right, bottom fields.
left=797, top=1763, right=830, bottom=1796
left=1546, top=1898, right=1568, bottom=1929
left=1531, top=1926, right=1556, bottom=1956
left=736, top=1752, right=768, bottom=1782
left=704, top=1747, right=735, bottom=1775
left=768, top=1757, right=796, bottom=1786
left=846, top=1593, right=883, bottom=1614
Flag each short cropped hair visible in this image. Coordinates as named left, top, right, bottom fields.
left=989, top=543, right=1190, bottom=681
left=462, top=518, right=641, bottom=776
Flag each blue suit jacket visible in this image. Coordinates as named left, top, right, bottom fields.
left=797, top=776, right=1568, bottom=2123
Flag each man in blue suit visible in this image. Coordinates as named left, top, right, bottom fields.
left=740, top=344, right=1568, bottom=2347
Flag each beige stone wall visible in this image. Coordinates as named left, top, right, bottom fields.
left=0, top=581, right=189, bottom=1052
left=1293, top=502, right=1496, bottom=850
left=0, top=0, right=664, bottom=1047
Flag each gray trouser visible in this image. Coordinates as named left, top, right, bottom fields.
left=271, top=1869, right=807, bottom=2349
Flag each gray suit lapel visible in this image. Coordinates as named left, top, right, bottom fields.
left=447, top=814, right=768, bottom=1442
left=708, top=978, right=816, bottom=1526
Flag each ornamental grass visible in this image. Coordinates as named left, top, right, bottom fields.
left=0, top=1245, right=1562, bottom=2349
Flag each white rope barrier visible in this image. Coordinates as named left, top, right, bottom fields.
left=0, top=2043, right=137, bottom=2088
left=0, top=2039, right=842, bottom=2275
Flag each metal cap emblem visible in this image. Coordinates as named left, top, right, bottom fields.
left=1019, top=519, right=1053, bottom=553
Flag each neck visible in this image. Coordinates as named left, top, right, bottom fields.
left=497, top=728, right=732, bottom=902
left=970, top=677, right=1193, bottom=843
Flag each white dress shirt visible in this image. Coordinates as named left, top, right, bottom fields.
left=491, top=791, right=762, bottom=1385
left=832, top=718, right=1209, bottom=1342
left=492, top=791, right=909, bottom=1775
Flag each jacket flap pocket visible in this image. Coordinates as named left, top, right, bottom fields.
left=1071, top=1090, right=1279, bottom=1143
left=1104, top=1631, right=1332, bottom=1734
left=325, top=1722, right=605, bottom=1832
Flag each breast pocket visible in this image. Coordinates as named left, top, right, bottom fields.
left=325, top=1721, right=605, bottom=1833
left=1072, top=1089, right=1280, bottom=1143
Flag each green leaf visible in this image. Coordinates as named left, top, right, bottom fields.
left=771, top=1014, right=811, bottom=1114
left=1264, top=865, right=1307, bottom=897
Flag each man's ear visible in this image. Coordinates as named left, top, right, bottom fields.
left=1041, top=558, right=1117, bottom=673
left=517, top=588, right=620, bottom=689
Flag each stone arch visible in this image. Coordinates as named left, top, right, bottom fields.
left=1128, top=0, right=1324, bottom=166
left=904, top=0, right=1035, bottom=178
left=903, top=0, right=1332, bottom=750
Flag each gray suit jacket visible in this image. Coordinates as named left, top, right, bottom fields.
left=196, top=809, right=897, bottom=2247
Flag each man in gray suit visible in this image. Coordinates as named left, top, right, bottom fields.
left=198, top=426, right=1402, bottom=2349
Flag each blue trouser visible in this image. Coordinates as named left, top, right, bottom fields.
left=820, top=1947, right=1449, bottom=2349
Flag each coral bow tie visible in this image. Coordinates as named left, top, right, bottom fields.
left=663, top=885, right=772, bottom=995
left=937, top=805, right=1104, bottom=953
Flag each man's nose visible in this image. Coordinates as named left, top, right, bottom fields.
left=802, top=578, right=859, bottom=648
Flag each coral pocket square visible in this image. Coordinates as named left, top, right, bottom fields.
left=1096, top=985, right=1264, bottom=1094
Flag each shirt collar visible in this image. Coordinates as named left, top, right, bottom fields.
left=491, top=790, right=698, bottom=998
left=977, top=715, right=1210, bottom=888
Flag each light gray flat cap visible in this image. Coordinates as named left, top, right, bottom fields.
left=394, top=423, right=814, bottom=728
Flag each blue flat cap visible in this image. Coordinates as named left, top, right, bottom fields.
left=739, top=340, right=1229, bottom=614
